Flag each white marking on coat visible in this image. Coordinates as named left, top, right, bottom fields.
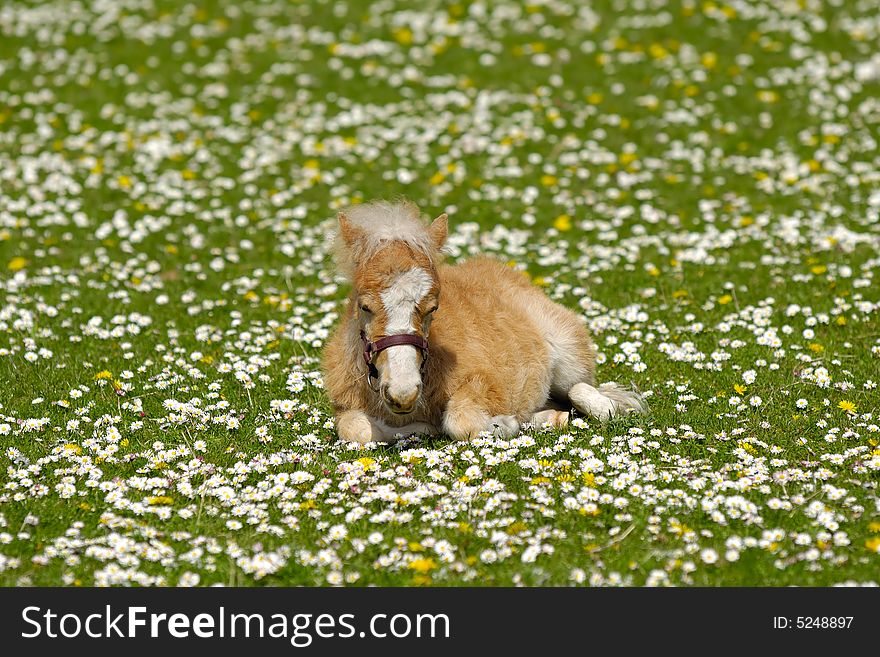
left=379, top=268, right=433, bottom=397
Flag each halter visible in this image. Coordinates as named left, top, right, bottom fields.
left=360, top=330, right=429, bottom=392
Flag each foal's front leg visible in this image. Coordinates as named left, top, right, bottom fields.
left=442, top=386, right=520, bottom=440
left=336, top=409, right=437, bottom=444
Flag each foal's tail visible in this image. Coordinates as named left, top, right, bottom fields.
left=569, top=381, right=648, bottom=421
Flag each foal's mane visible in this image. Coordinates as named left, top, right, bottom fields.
left=333, top=200, right=440, bottom=279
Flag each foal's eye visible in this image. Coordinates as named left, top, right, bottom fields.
left=425, top=305, right=438, bottom=316
left=360, top=304, right=373, bottom=314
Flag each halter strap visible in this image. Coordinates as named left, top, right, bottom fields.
left=360, top=330, right=429, bottom=390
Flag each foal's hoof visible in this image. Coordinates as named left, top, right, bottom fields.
left=336, top=412, right=376, bottom=444
left=530, top=409, right=569, bottom=429
left=488, top=415, right=520, bottom=438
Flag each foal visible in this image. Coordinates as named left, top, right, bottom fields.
left=321, top=201, right=647, bottom=443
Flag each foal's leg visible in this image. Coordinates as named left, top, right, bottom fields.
left=442, top=386, right=519, bottom=440
left=530, top=409, right=569, bottom=429
left=336, top=410, right=437, bottom=444
left=568, top=382, right=648, bottom=421
left=541, top=309, right=647, bottom=421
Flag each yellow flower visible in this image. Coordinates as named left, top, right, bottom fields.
left=393, top=27, right=413, bottom=46
left=94, top=370, right=112, bottom=380
left=734, top=384, right=746, bottom=394
left=429, top=171, right=445, bottom=185
left=648, top=43, right=668, bottom=59
left=357, top=457, right=376, bottom=468
left=718, top=294, right=733, bottom=305
left=146, top=496, right=173, bottom=505
left=408, top=558, right=437, bottom=573
left=540, top=174, right=558, bottom=186
left=8, top=257, right=28, bottom=271
left=619, top=152, right=637, bottom=166
left=808, top=343, right=824, bottom=353
left=117, top=174, right=132, bottom=188
left=837, top=400, right=856, bottom=414
left=409, top=542, right=424, bottom=552
left=866, top=537, right=880, bottom=553
left=553, top=214, right=572, bottom=231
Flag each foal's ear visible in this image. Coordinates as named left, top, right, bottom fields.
left=337, top=211, right=365, bottom=246
left=428, top=213, right=448, bottom=249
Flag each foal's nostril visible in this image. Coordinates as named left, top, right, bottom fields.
left=383, top=385, right=421, bottom=413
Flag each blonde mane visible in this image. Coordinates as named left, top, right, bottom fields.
left=333, top=200, right=439, bottom=279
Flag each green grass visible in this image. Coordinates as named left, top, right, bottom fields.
left=0, top=0, right=878, bottom=586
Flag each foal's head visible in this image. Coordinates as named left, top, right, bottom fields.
left=335, top=201, right=447, bottom=415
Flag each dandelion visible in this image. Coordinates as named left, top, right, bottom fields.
left=408, top=558, right=437, bottom=574
left=553, top=215, right=572, bottom=231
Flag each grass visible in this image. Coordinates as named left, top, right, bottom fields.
left=0, top=0, right=878, bottom=586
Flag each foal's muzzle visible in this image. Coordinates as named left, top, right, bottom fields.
left=380, top=382, right=422, bottom=414
left=360, top=330, right=429, bottom=395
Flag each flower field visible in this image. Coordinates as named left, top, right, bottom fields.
left=1, top=0, right=879, bottom=586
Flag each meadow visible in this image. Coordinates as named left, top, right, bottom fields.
left=0, top=0, right=878, bottom=586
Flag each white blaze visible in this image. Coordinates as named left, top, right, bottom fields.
left=379, top=267, right=433, bottom=398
